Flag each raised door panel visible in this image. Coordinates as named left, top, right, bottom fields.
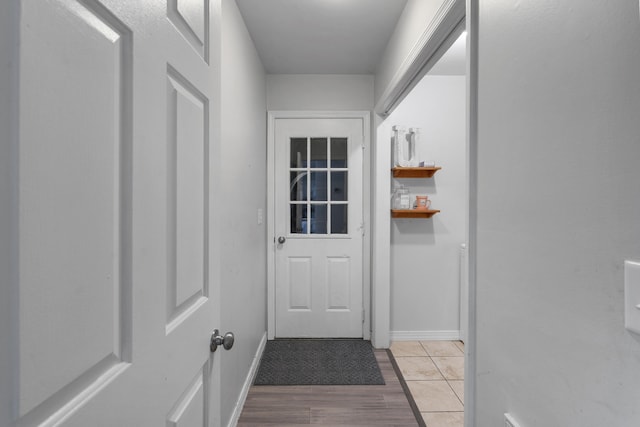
left=287, top=257, right=312, bottom=310
left=18, top=0, right=132, bottom=422
left=167, top=0, right=210, bottom=63
left=166, top=66, right=209, bottom=333
left=326, top=257, right=351, bottom=310
left=166, top=364, right=210, bottom=427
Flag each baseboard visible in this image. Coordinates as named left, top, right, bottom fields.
left=226, top=331, right=267, bottom=427
left=390, top=330, right=461, bottom=341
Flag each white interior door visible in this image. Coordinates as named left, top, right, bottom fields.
left=2, top=1, right=224, bottom=426
left=273, top=117, right=365, bottom=338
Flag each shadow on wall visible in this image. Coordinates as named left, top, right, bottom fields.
left=391, top=219, right=435, bottom=244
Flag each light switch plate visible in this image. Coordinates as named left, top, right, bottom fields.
left=624, top=260, right=640, bottom=335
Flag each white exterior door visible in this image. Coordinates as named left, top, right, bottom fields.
left=273, top=116, right=366, bottom=338
left=2, top=1, right=224, bottom=426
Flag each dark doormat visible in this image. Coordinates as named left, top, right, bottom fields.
left=254, top=339, right=385, bottom=386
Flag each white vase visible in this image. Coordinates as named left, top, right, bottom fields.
left=392, top=125, right=409, bottom=167
left=407, top=128, right=420, bottom=167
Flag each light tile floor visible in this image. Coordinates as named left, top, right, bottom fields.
left=390, top=340, right=465, bottom=427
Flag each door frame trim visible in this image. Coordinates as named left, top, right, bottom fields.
left=267, top=110, right=371, bottom=340
left=370, top=0, right=475, bottom=425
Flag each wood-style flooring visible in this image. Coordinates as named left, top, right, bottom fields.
left=237, top=349, right=421, bottom=426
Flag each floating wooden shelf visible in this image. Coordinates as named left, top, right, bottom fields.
left=391, top=209, right=440, bottom=219
left=392, top=166, right=441, bottom=178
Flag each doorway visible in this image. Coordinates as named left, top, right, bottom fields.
left=267, top=111, right=371, bottom=339
left=371, top=0, right=474, bottom=425
left=384, top=27, right=468, bottom=426
left=386, top=30, right=467, bottom=342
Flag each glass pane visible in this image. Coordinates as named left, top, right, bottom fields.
left=331, top=138, right=348, bottom=168
left=330, top=171, right=347, bottom=201
left=290, top=172, right=308, bottom=201
left=331, top=205, right=348, bottom=234
left=290, top=138, right=307, bottom=168
left=310, top=204, right=327, bottom=234
left=290, top=204, right=307, bottom=234
left=310, top=171, right=327, bottom=201
left=310, top=137, right=328, bottom=168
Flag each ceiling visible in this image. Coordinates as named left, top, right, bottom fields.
left=235, top=0, right=408, bottom=74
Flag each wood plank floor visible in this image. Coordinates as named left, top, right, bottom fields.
left=237, top=350, right=420, bottom=426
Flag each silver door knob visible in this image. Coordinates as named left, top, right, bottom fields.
left=210, top=329, right=234, bottom=352
left=277, top=236, right=286, bottom=244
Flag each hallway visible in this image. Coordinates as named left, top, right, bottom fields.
left=237, top=340, right=464, bottom=426
left=3, top=0, right=639, bottom=425
left=237, top=349, right=420, bottom=426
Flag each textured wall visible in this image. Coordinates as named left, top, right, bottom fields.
left=475, top=1, right=640, bottom=425
left=220, top=1, right=267, bottom=425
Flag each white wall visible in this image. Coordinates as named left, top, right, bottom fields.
left=374, top=0, right=446, bottom=105
left=474, top=0, right=640, bottom=425
left=220, top=1, right=267, bottom=425
left=386, top=75, right=466, bottom=338
left=266, top=74, right=374, bottom=111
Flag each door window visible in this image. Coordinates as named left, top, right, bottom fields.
left=289, top=137, right=348, bottom=235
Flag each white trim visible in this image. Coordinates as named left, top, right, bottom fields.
left=459, top=243, right=469, bottom=344
left=390, top=330, right=461, bottom=341
left=465, top=0, right=478, bottom=425
left=267, top=113, right=276, bottom=340
left=371, top=116, right=391, bottom=349
left=362, top=116, right=372, bottom=341
left=267, top=111, right=372, bottom=340
left=225, top=332, right=267, bottom=427
left=375, top=0, right=466, bottom=116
